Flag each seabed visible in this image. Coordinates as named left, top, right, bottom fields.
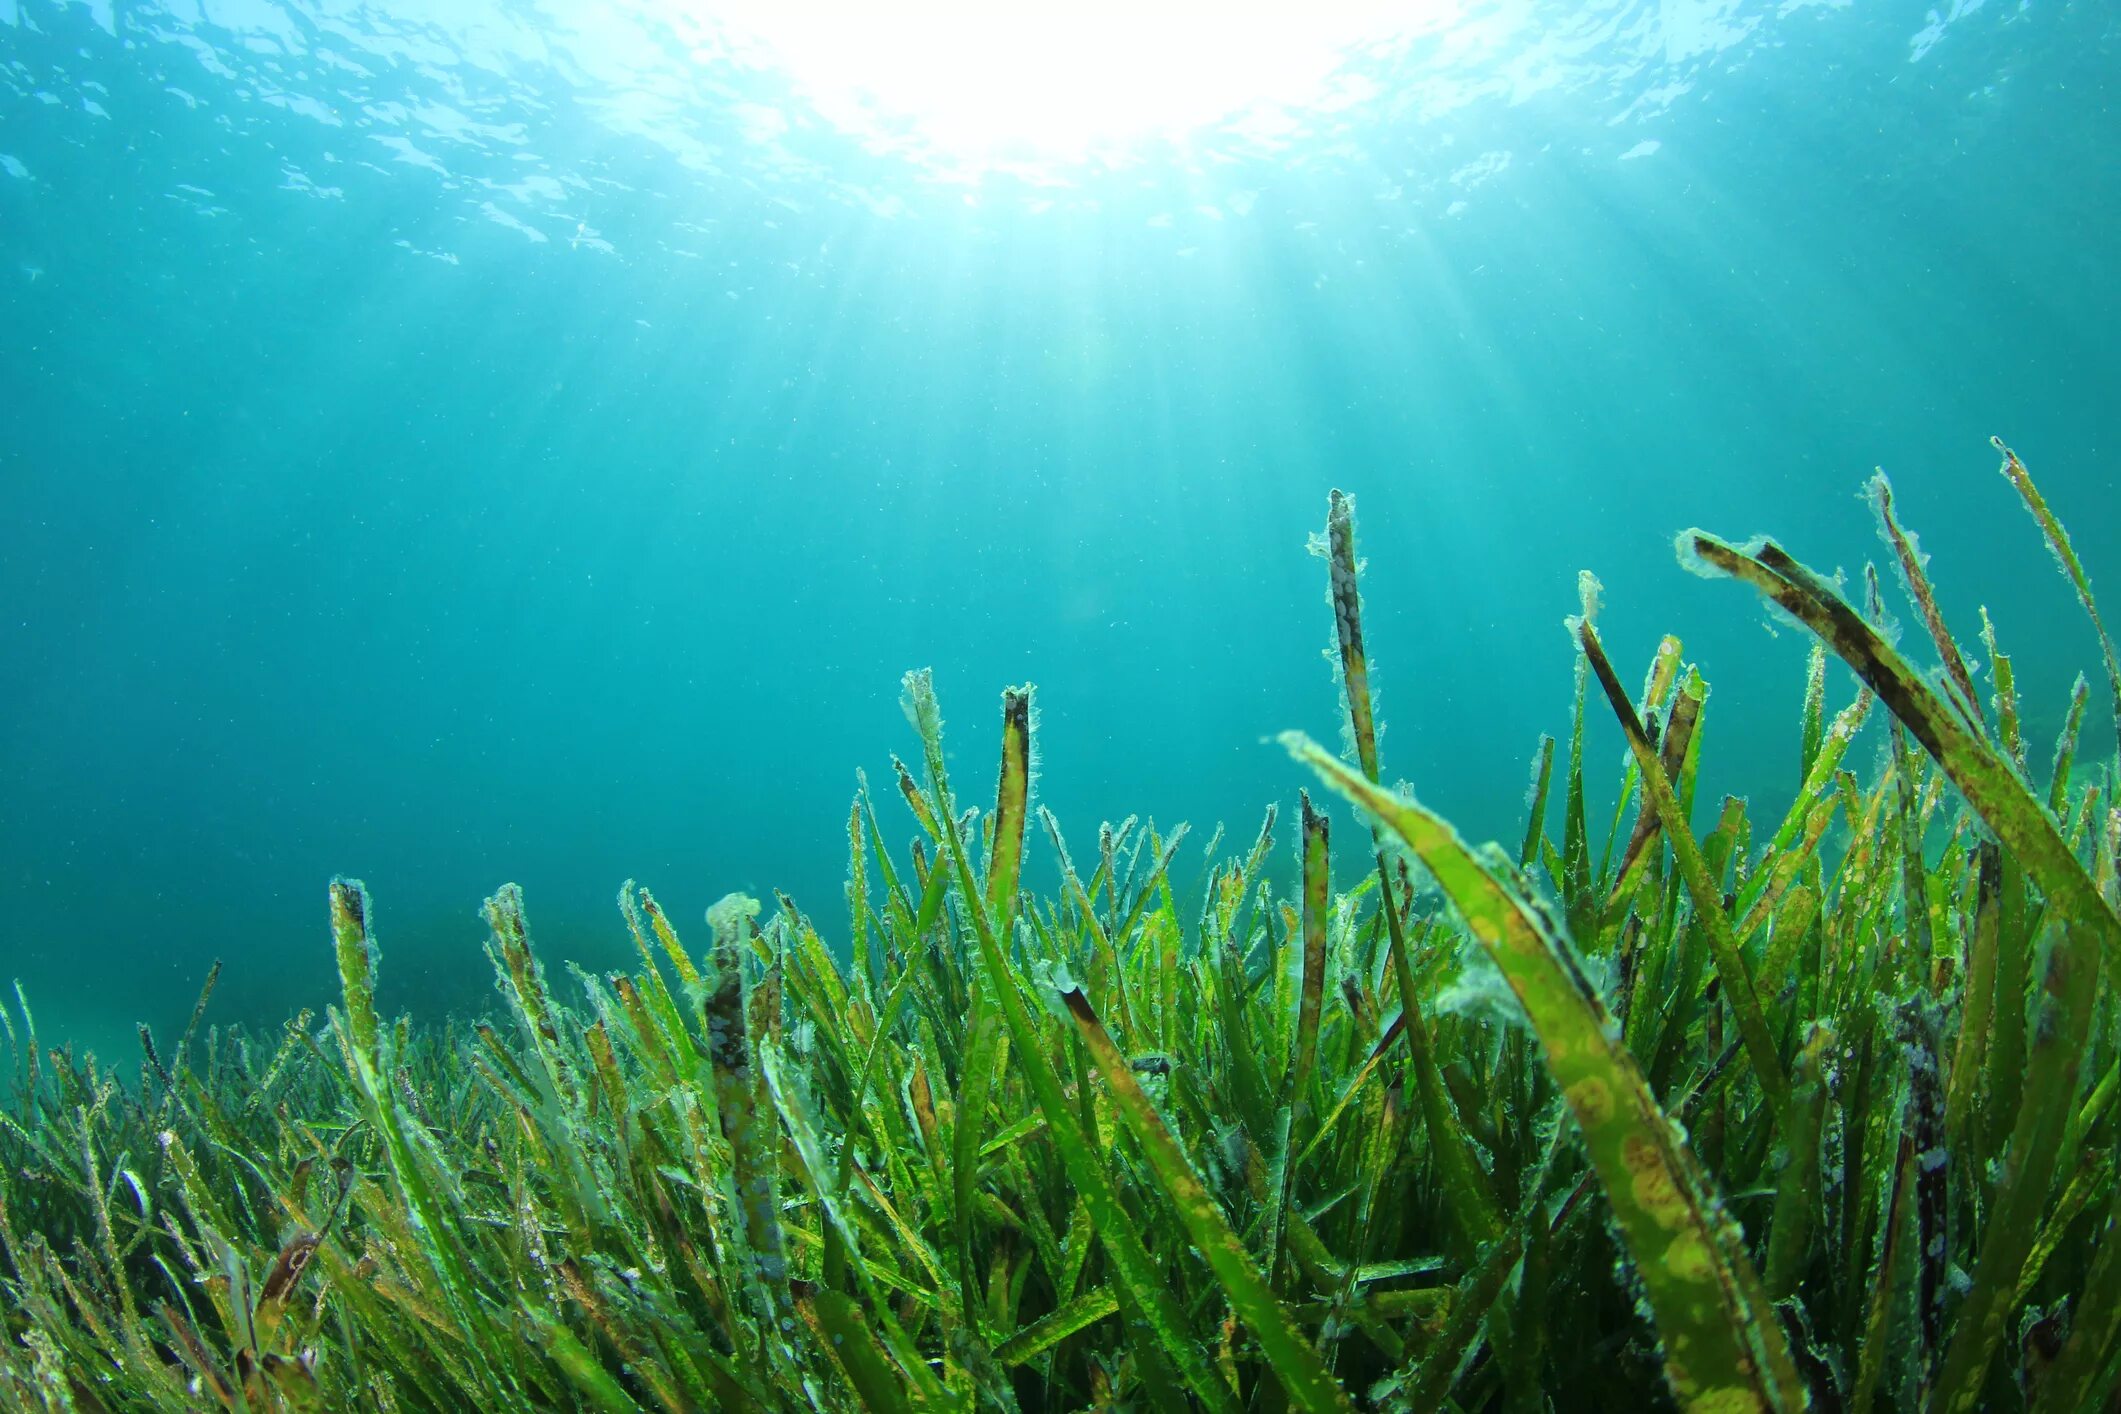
left=2, top=441, right=2118, bottom=1413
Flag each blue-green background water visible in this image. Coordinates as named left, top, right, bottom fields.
left=2, top=0, right=2115, bottom=1059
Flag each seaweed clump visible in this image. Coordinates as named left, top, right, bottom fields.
left=2, top=440, right=2118, bottom=1412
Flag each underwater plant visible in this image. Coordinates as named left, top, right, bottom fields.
left=1, top=440, right=2117, bottom=1412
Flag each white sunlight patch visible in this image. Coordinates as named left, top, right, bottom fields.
left=664, top=0, right=1453, bottom=169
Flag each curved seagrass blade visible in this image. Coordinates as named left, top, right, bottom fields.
left=1281, top=733, right=1805, bottom=1414
left=1676, top=531, right=2120, bottom=956
left=1678, top=526, right=2121, bottom=1414
left=1992, top=436, right=2121, bottom=751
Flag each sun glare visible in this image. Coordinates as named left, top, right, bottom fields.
left=680, top=1, right=1429, bottom=170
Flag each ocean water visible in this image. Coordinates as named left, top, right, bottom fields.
left=1, top=0, right=2114, bottom=1061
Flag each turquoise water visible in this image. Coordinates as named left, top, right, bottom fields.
left=2, top=0, right=2114, bottom=1057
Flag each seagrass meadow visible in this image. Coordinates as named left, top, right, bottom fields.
left=2, top=440, right=2118, bottom=1414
